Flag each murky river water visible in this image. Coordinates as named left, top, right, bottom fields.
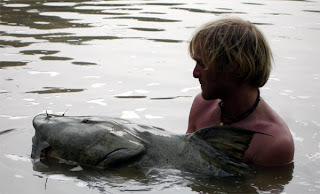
left=0, top=0, right=319, bottom=193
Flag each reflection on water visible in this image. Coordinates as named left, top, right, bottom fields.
left=31, top=155, right=294, bottom=194
left=40, top=56, right=73, bottom=61
left=0, top=61, right=28, bottom=68
left=113, top=95, right=192, bottom=99
left=171, top=7, right=246, bottom=14
left=147, top=38, right=184, bottom=43
left=72, top=61, right=98, bottom=66
left=114, top=95, right=147, bottom=99
left=26, top=87, right=85, bottom=94
left=20, top=50, right=60, bottom=55
left=1, top=0, right=320, bottom=193
left=242, top=2, right=265, bottom=6
left=0, top=128, right=15, bottom=135
left=109, top=16, right=181, bottom=22
left=150, top=96, right=192, bottom=100
left=0, top=0, right=185, bottom=30
left=1, top=2, right=92, bottom=30
left=190, top=164, right=294, bottom=193
left=0, top=38, right=33, bottom=47
left=303, top=10, right=320, bottom=13
left=249, top=164, right=294, bottom=193
left=130, top=27, right=165, bottom=31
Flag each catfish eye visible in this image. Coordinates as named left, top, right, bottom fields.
left=82, top=119, right=89, bottom=123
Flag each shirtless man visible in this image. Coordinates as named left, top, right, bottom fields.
left=186, top=17, right=294, bottom=166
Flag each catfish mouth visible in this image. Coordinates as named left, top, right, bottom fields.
left=95, top=146, right=145, bottom=168
left=37, top=146, right=144, bottom=168
left=41, top=146, right=54, bottom=158
left=95, top=148, right=129, bottom=166
left=38, top=146, right=62, bottom=165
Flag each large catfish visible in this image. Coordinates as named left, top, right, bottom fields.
left=32, top=113, right=260, bottom=176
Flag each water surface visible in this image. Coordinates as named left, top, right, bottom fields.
left=1, top=0, right=320, bottom=193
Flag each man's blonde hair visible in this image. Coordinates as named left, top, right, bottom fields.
left=189, top=17, right=272, bottom=87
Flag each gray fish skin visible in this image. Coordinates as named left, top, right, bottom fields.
left=32, top=114, right=257, bottom=176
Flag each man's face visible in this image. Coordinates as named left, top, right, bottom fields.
left=192, top=43, right=228, bottom=100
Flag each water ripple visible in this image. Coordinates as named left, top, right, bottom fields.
left=171, top=7, right=246, bottom=14
left=0, top=61, right=28, bottom=69
left=108, top=16, right=181, bottom=22
left=26, top=87, right=85, bottom=94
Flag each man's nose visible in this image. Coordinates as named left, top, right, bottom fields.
left=193, top=64, right=200, bottom=78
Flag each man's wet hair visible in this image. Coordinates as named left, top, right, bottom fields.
left=189, top=17, right=272, bottom=88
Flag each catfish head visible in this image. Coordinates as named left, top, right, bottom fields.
left=32, top=114, right=146, bottom=168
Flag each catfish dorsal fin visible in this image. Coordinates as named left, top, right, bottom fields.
left=193, top=126, right=263, bottom=161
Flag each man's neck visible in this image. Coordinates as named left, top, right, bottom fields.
left=220, top=86, right=259, bottom=119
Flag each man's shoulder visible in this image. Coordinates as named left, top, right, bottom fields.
left=187, top=94, right=220, bottom=133
left=243, top=100, right=294, bottom=166
left=246, top=120, right=294, bottom=166
left=250, top=108, right=293, bottom=150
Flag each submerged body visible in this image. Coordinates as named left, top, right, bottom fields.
left=32, top=114, right=259, bottom=176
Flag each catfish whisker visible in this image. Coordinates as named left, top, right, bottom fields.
left=62, top=109, right=68, bottom=116
left=45, top=110, right=52, bottom=119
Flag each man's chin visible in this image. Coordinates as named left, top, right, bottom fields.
left=201, top=92, right=218, bottom=101
left=201, top=92, right=210, bottom=100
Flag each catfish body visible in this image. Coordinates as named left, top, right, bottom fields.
left=32, top=114, right=257, bottom=176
